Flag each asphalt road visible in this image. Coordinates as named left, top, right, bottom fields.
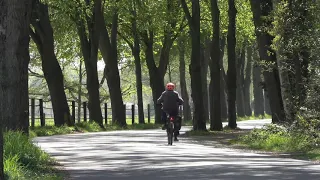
left=34, top=119, right=320, bottom=180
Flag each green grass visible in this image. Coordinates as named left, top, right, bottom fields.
left=4, top=131, right=63, bottom=180
left=30, top=121, right=162, bottom=137
left=233, top=124, right=320, bottom=160
left=185, top=126, right=243, bottom=137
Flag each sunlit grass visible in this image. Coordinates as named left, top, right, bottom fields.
left=4, top=131, right=63, bottom=179
left=233, top=124, right=320, bottom=160
left=30, top=121, right=161, bottom=137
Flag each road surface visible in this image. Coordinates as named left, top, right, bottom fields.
left=34, top=119, right=320, bottom=180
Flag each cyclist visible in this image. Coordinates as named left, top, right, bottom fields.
left=157, top=82, right=184, bottom=141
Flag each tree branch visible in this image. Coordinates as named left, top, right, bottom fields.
left=28, top=68, right=44, bottom=78
left=111, top=11, right=118, bottom=48
left=172, top=17, right=188, bottom=41
left=180, top=0, right=192, bottom=27
left=117, top=30, right=133, bottom=50
left=100, top=69, right=107, bottom=87
left=29, top=27, right=42, bottom=47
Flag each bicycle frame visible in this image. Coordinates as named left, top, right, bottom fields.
left=166, top=115, right=175, bottom=145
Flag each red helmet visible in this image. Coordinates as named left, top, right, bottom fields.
left=166, top=83, right=175, bottom=91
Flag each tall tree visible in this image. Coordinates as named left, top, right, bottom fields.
left=201, top=43, right=209, bottom=122
left=181, top=0, right=206, bottom=130
left=250, top=0, right=285, bottom=123
left=236, top=46, right=246, bottom=117
left=227, top=0, right=237, bottom=129
left=131, top=1, right=145, bottom=124
left=73, top=0, right=103, bottom=126
left=99, top=3, right=127, bottom=126
left=178, top=36, right=192, bottom=122
left=252, top=49, right=265, bottom=116
left=141, top=0, right=183, bottom=124
left=275, top=0, right=312, bottom=122
left=119, top=0, right=145, bottom=124
left=219, top=38, right=228, bottom=120
left=141, top=30, right=165, bottom=124
left=30, top=0, right=72, bottom=126
left=209, top=0, right=222, bottom=131
left=244, top=45, right=253, bottom=116
left=77, top=59, right=84, bottom=123
left=0, top=0, right=32, bottom=134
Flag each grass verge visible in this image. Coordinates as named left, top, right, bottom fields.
left=233, top=124, right=320, bottom=161
left=4, top=131, right=64, bottom=180
left=30, top=121, right=162, bottom=137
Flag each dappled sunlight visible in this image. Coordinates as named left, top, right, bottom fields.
left=33, top=121, right=320, bottom=180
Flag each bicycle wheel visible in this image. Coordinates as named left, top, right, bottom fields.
left=167, top=122, right=174, bottom=145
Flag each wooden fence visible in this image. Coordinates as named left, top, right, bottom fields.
left=29, top=98, right=157, bottom=127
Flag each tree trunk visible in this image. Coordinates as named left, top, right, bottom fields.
left=227, top=0, right=237, bottom=129
left=277, top=0, right=311, bottom=123
left=99, top=11, right=126, bottom=126
left=75, top=0, right=103, bottom=126
left=236, top=48, right=246, bottom=117
left=181, top=0, right=206, bottom=130
left=77, top=60, right=83, bottom=123
left=209, top=0, right=222, bottom=131
left=168, top=63, right=173, bottom=82
left=132, top=15, right=145, bottom=124
left=30, top=1, right=72, bottom=126
left=252, top=49, right=265, bottom=116
left=250, top=0, right=285, bottom=123
left=219, top=38, right=228, bottom=120
left=264, top=90, right=272, bottom=115
left=142, top=31, right=164, bottom=124
left=0, top=0, right=32, bottom=134
left=201, top=43, right=209, bottom=123
left=141, top=0, right=178, bottom=124
left=178, top=36, right=192, bottom=122
left=244, top=45, right=253, bottom=116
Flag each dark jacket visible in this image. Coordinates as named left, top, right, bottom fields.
left=157, top=90, right=184, bottom=113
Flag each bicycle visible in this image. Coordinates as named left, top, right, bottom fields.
left=166, top=113, right=176, bottom=145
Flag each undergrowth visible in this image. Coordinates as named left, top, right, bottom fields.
left=4, top=131, right=63, bottom=180
left=236, top=121, right=320, bottom=160
left=30, top=121, right=162, bottom=137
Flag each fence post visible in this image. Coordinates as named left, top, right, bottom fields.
left=39, top=99, right=45, bottom=127
left=31, top=99, right=35, bottom=127
left=105, top=103, right=108, bottom=125
left=147, top=104, right=151, bottom=123
left=72, top=101, right=76, bottom=124
left=131, top=104, right=135, bottom=125
left=83, top=102, right=87, bottom=122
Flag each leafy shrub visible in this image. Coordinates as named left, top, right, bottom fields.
left=238, top=123, right=315, bottom=152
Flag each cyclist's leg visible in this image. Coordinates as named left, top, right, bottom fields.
left=161, top=110, right=168, bottom=130
left=171, top=110, right=180, bottom=141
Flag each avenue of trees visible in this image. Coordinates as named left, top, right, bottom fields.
left=1, top=0, right=320, bottom=177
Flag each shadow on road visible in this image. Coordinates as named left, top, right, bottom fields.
left=34, top=129, right=320, bottom=180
